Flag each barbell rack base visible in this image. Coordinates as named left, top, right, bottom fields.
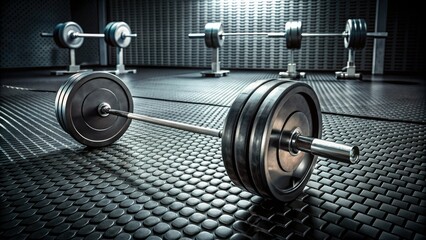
left=105, top=47, right=136, bottom=75
left=336, top=49, right=361, bottom=80
left=201, top=48, right=229, bottom=77
left=50, top=49, right=93, bottom=76
left=279, top=50, right=305, bottom=79
left=100, top=104, right=359, bottom=164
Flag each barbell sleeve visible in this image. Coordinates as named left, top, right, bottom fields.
left=189, top=32, right=286, bottom=38
left=72, top=32, right=105, bottom=38
left=188, top=33, right=206, bottom=38
left=222, top=32, right=270, bottom=36
left=267, top=33, right=286, bottom=38
left=366, top=32, right=388, bottom=38
left=123, top=33, right=138, bottom=38
left=40, top=33, right=54, bottom=37
left=101, top=104, right=359, bottom=164
left=294, top=135, right=359, bottom=164
left=302, top=33, right=347, bottom=37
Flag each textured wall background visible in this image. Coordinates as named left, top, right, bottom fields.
left=1, top=0, right=423, bottom=72
left=108, top=0, right=377, bottom=71
left=0, top=0, right=99, bottom=69
left=108, top=0, right=424, bottom=73
left=384, top=1, right=425, bottom=73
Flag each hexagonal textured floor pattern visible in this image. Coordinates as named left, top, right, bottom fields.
left=0, top=69, right=425, bottom=239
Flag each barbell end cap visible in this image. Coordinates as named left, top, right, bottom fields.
left=349, top=145, right=360, bottom=164
left=309, top=138, right=360, bottom=164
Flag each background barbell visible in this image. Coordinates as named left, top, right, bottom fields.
left=55, top=72, right=360, bottom=202
left=41, top=21, right=137, bottom=49
left=188, top=19, right=387, bottom=49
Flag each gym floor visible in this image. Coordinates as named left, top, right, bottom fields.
left=0, top=67, right=425, bottom=239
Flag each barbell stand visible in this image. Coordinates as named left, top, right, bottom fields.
left=70, top=32, right=137, bottom=75
left=52, top=49, right=93, bottom=76
left=100, top=103, right=359, bottom=164
left=336, top=49, right=361, bottom=79
left=201, top=48, right=230, bottom=77
left=279, top=49, right=305, bottom=79
left=106, top=47, right=137, bottom=75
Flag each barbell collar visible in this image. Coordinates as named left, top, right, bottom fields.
left=101, top=104, right=358, bottom=164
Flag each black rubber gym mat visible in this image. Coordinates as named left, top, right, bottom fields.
left=124, top=70, right=426, bottom=123
left=1, top=87, right=425, bottom=239
left=304, top=74, right=426, bottom=124
left=0, top=68, right=197, bottom=92
left=2, top=69, right=424, bottom=123
left=123, top=70, right=279, bottom=107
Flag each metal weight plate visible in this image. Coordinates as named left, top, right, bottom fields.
left=234, top=80, right=288, bottom=194
left=59, top=73, right=88, bottom=133
left=53, top=23, right=66, bottom=48
left=109, top=22, right=118, bottom=47
left=204, top=23, right=214, bottom=48
left=296, top=21, right=302, bottom=49
left=249, top=81, right=321, bottom=201
left=109, top=22, right=132, bottom=48
left=55, top=78, right=68, bottom=130
left=204, top=22, right=223, bottom=48
left=60, top=72, right=133, bottom=147
left=285, top=21, right=302, bottom=49
left=353, top=19, right=361, bottom=49
left=344, top=19, right=359, bottom=49
left=55, top=73, right=81, bottom=131
left=58, top=21, right=84, bottom=49
left=285, top=22, right=292, bottom=49
left=357, top=19, right=367, bottom=49
left=343, top=19, right=350, bottom=48
left=211, top=22, right=224, bottom=48
left=222, top=79, right=275, bottom=192
left=104, top=22, right=115, bottom=46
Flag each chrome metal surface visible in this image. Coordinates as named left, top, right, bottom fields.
left=294, top=135, right=360, bottom=164
left=103, top=107, right=222, bottom=138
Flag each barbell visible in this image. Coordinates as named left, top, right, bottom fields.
left=188, top=19, right=387, bottom=49
left=55, top=72, right=359, bottom=202
left=41, top=21, right=137, bottom=49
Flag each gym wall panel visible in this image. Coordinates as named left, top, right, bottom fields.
left=0, top=0, right=72, bottom=68
left=385, top=2, right=424, bottom=73
left=70, top=0, right=101, bottom=67
left=0, top=0, right=100, bottom=69
left=108, top=0, right=377, bottom=71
